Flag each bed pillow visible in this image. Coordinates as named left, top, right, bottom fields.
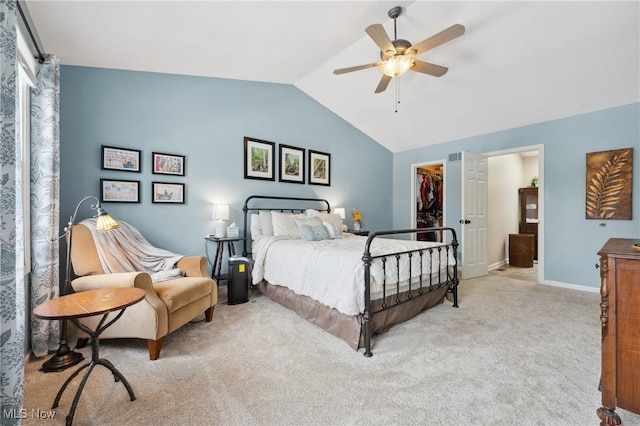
left=271, top=211, right=304, bottom=238
left=259, top=211, right=274, bottom=237
left=250, top=214, right=262, bottom=240
left=300, top=224, right=331, bottom=241
left=306, top=209, right=343, bottom=229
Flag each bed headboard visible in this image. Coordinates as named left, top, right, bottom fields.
left=242, top=195, right=331, bottom=256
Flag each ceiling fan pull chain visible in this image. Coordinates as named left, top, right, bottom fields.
left=395, top=77, right=400, bottom=113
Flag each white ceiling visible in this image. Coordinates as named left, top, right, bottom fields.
left=24, top=1, right=640, bottom=153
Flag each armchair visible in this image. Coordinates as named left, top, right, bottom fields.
left=69, top=224, right=217, bottom=360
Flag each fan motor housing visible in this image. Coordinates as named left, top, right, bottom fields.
left=381, top=39, right=412, bottom=60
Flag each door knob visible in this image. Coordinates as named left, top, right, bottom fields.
left=459, top=219, right=471, bottom=224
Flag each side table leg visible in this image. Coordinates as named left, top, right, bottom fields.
left=65, top=362, right=97, bottom=426
left=97, top=359, right=136, bottom=401
left=52, top=362, right=90, bottom=409
left=217, top=242, right=224, bottom=281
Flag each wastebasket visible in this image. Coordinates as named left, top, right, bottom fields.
left=227, top=256, right=250, bottom=305
left=509, top=234, right=534, bottom=268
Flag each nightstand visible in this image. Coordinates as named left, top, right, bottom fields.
left=205, top=236, right=243, bottom=283
left=351, top=230, right=370, bottom=236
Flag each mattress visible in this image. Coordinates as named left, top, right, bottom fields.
left=251, top=234, right=455, bottom=316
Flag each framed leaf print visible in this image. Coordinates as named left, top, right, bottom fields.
left=279, top=144, right=305, bottom=184
left=244, top=137, right=275, bottom=181
left=586, top=147, right=633, bottom=220
left=308, top=150, right=330, bottom=186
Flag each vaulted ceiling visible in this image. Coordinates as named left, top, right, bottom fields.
left=24, top=1, right=640, bottom=153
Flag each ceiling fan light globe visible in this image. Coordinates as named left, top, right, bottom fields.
left=381, top=55, right=413, bottom=77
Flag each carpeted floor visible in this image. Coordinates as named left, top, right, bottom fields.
left=22, top=274, right=640, bottom=426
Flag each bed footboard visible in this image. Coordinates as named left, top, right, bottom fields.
left=362, top=228, right=459, bottom=357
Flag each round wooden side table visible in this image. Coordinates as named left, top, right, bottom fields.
left=33, top=287, right=145, bottom=426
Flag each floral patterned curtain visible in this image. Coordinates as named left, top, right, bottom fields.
left=29, top=55, right=60, bottom=357
left=0, top=0, right=25, bottom=422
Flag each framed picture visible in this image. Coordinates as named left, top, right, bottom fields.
left=244, top=137, right=275, bottom=181
left=152, top=152, right=185, bottom=176
left=308, top=150, right=331, bottom=186
left=101, top=145, right=141, bottom=172
left=100, top=179, right=140, bottom=203
left=279, top=144, right=305, bottom=184
left=585, top=147, right=633, bottom=220
left=152, top=182, right=185, bottom=204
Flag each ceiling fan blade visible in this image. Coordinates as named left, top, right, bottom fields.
left=333, top=62, right=380, bottom=75
left=409, top=24, right=465, bottom=56
left=411, top=60, right=448, bottom=77
left=375, top=75, right=392, bottom=94
left=365, top=24, right=395, bottom=54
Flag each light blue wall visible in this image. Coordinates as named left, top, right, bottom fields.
left=393, top=103, right=640, bottom=289
left=60, top=66, right=393, bottom=263
left=60, top=66, right=639, bottom=288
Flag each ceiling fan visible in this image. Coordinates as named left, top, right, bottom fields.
left=333, top=6, right=465, bottom=94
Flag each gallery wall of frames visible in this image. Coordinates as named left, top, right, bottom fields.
left=100, top=145, right=186, bottom=204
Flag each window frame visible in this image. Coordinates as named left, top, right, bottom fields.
left=16, top=28, right=37, bottom=275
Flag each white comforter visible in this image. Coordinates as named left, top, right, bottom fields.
left=252, top=234, right=455, bottom=316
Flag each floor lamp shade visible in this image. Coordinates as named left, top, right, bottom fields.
left=213, top=204, right=229, bottom=238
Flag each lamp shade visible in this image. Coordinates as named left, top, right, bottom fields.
left=333, top=208, right=346, bottom=220
left=380, top=55, right=413, bottom=77
left=212, top=204, right=229, bottom=221
left=95, top=213, right=119, bottom=231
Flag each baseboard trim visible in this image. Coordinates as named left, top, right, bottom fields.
left=489, top=260, right=507, bottom=271
left=541, top=280, right=599, bottom=293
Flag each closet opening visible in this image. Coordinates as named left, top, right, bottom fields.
left=413, top=162, right=445, bottom=242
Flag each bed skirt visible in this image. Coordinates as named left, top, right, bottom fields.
left=255, top=280, right=449, bottom=351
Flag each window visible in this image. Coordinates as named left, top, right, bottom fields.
left=17, top=28, right=36, bottom=274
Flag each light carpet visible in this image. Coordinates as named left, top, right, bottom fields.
left=22, top=275, right=640, bottom=426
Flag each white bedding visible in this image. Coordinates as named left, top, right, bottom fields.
left=251, top=234, right=455, bottom=316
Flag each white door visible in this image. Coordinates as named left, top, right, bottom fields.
left=461, top=151, right=488, bottom=279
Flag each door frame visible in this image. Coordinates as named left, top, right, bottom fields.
left=484, top=144, right=544, bottom=284
left=410, top=160, right=446, bottom=241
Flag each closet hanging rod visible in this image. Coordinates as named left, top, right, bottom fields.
left=16, top=1, right=45, bottom=64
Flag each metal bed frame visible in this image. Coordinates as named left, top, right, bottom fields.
left=242, top=195, right=459, bottom=356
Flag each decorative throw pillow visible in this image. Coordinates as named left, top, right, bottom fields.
left=294, top=215, right=323, bottom=230
left=322, top=220, right=344, bottom=239
left=300, top=225, right=330, bottom=241
left=306, top=209, right=343, bottom=229
left=259, top=211, right=274, bottom=237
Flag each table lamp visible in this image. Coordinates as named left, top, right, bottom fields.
left=42, top=195, right=118, bottom=373
left=333, top=208, right=348, bottom=232
left=212, top=204, right=229, bottom=238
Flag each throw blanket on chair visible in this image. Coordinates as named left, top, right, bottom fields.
left=80, top=218, right=185, bottom=283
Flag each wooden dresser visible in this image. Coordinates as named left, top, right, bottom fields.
left=597, top=238, right=640, bottom=425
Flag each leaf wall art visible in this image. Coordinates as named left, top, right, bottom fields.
left=585, top=148, right=633, bottom=220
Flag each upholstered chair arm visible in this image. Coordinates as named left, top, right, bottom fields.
left=71, top=271, right=170, bottom=344
left=175, top=256, right=209, bottom=278
left=71, top=272, right=165, bottom=310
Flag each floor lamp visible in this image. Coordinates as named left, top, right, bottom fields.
left=41, top=196, right=119, bottom=373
